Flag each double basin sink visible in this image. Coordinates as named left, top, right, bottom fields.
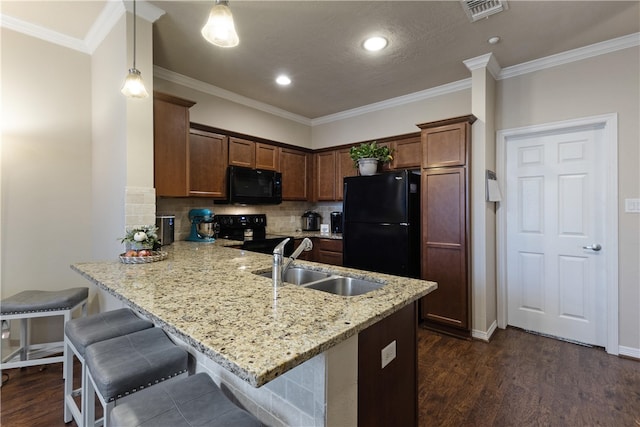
left=256, top=267, right=385, bottom=297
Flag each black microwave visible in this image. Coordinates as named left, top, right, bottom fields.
left=228, top=166, right=282, bottom=205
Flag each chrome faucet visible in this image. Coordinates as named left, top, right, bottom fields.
left=272, top=237, right=313, bottom=287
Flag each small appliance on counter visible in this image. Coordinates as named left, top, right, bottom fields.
left=187, top=208, right=216, bottom=242
left=156, top=215, right=175, bottom=246
left=330, top=211, right=343, bottom=234
left=301, top=211, right=321, bottom=231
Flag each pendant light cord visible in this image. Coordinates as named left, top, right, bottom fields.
left=132, top=0, right=137, bottom=70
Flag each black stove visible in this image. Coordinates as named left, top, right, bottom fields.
left=216, top=214, right=294, bottom=256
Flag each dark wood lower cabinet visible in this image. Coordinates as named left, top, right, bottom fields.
left=358, top=302, right=417, bottom=427
left=315, top=238, right=342, bottom=266
left=420, top=167, right=470, bottom=337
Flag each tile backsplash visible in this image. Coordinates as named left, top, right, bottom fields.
left=156, top=198, right=342, bottom=242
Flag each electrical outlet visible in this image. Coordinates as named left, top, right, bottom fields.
left=625, top=199, right=640, bottom=213
left=381, top=340, right=396, bottom=369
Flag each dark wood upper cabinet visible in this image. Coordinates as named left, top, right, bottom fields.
left=153, top=92, right=195, bottom=197
left=228, top=137, right=256, bottom=168
left=421, top=119, right=472, bottom=168
left=189, top=129, right=228, bottom=198
left=256, top=143, right=279, bottom=171
left=315, top=151, right=337, bottom=201
left=279, top=147, right=309, bottom=200
left=229, top=138, right=279, bottom=171
left=391, top=135, right=422, bottom=169
left=336, top=148, right=358, bottom=200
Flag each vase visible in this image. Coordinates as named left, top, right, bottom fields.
left=358, top=158, right=378, bottom=176
left=125, top=241, right=153, bottom=251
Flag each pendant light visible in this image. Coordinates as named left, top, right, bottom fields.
left=201, top=0, right=239, bottom=48
left=121, top=0, right=149, bottom=98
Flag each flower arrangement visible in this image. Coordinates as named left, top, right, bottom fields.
left=349, top=141, right=393, bottom=168
left=120, top=225, right=159, bottom=256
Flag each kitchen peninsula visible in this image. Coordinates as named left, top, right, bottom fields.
left=72, top=241, right=436, bottom=426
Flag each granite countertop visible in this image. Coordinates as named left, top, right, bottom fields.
left=71, top=241, right=436, bottom=387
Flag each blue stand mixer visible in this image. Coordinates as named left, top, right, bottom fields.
left=187, top=209, right=216, bottom=242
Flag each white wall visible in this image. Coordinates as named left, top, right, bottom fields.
left=91, top=16, right=127, bottom=264
left=496, top=46, right=640, bottom=351
left=154, top=78, right=312, bottom=148
left=1, top=28, right=94, bottom=338
left=311, top=87, right=471, bottom=149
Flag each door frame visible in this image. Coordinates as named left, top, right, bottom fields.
left=496, top=113, right=619, bottom=354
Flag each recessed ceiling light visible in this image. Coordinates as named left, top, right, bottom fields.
left=276, top=75, right=291, bottom=86
left=363, top=36, right=388, bottom=52
left=488, top=36, right=501, bottom=45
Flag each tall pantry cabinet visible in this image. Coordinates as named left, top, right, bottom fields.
left=418, top=115, right=476, bottom=339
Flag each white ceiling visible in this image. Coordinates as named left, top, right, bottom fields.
left=3, top=1, right=639, bottom=119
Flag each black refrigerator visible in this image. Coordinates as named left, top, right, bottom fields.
left=342, top=170, right=421, bottom=278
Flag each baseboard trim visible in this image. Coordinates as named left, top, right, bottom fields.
left=471, top=320, right=498, bottom=342
left=618, top=345, right=640, bottom=360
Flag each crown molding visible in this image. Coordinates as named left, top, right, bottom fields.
left=1, top=1, right=165, bottom=55
left=463, top=52, right=502, bottom=79
left=0, top=14, right=90, bottom=53
left=154, top=66, right=312, bottom=126
left=85, top=1, right=125, bottom=54
left=311, top=79, right=472, bottom=126
left=123, top=0, right=166, bottom=23
left=499, top=32, right=640, bottom=80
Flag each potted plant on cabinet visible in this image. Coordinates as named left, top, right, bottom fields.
left=349, top=141, right=393, bottom=176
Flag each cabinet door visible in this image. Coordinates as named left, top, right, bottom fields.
left=335, top=148, right=357, bottom=200
left=255, top=143, right=279, bottom=171
left=422, top=122, right=469, bottom=168
left=315, top=151, right=336, bottom=201
left=391, top=135, right=421, bottom=169
left=280, top=148, right=309, bottom=200
left=153, top=95, right=194, bottom=197
left=316, top=238, right=343, bottom=266
left=420, top=167, right=469, bottom=331
left=189, top=130, right=228, bottom=198
left=228, top=137, right=256, bottom=168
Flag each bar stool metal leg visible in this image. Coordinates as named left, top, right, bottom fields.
left=63, top=308, right=153, bottom=427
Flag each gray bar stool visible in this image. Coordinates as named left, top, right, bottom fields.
left=0, top=287, right=88, bottom=371
left=84, top=327, right=189, bottom=427
left=111, top=373, right=262, bottom=427
left=64, top=307, right=154, bottom=427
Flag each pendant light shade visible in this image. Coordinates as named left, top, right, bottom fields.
left=122, top=0, right=148, bottom=98
left=121, top=68, right=149, bottom=98
left=201, top=0, right=239, bottom=48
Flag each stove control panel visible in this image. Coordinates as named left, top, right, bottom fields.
left=216, top=214, right=267, bottom=229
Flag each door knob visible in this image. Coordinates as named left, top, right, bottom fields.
left=582, top=243, right=602, bottom=252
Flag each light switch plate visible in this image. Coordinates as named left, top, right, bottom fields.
left=625, top=198, right=640, bottom=213
left=381, top=340, right=396, bottom=369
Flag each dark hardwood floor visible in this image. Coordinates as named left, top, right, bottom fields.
left=1, top=327, right=638, bottom=426
left=418, top=327, right=640, bottom=426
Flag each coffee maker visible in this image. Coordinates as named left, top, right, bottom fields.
left=187, top=209, right=216, bottom=242
left=330, top=211, right=343, bottom=233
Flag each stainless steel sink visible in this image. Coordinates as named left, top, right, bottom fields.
left=255, top=267, right=385, bottom=296
left=256, top=267, right=331, bottom=285
left=303, top=276, right=385, bottom=296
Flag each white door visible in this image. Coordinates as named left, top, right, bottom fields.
left=505, top=125, right=607, bottom=346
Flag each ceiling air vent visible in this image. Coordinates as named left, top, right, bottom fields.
left=461, top=0, right=508, bottom=22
